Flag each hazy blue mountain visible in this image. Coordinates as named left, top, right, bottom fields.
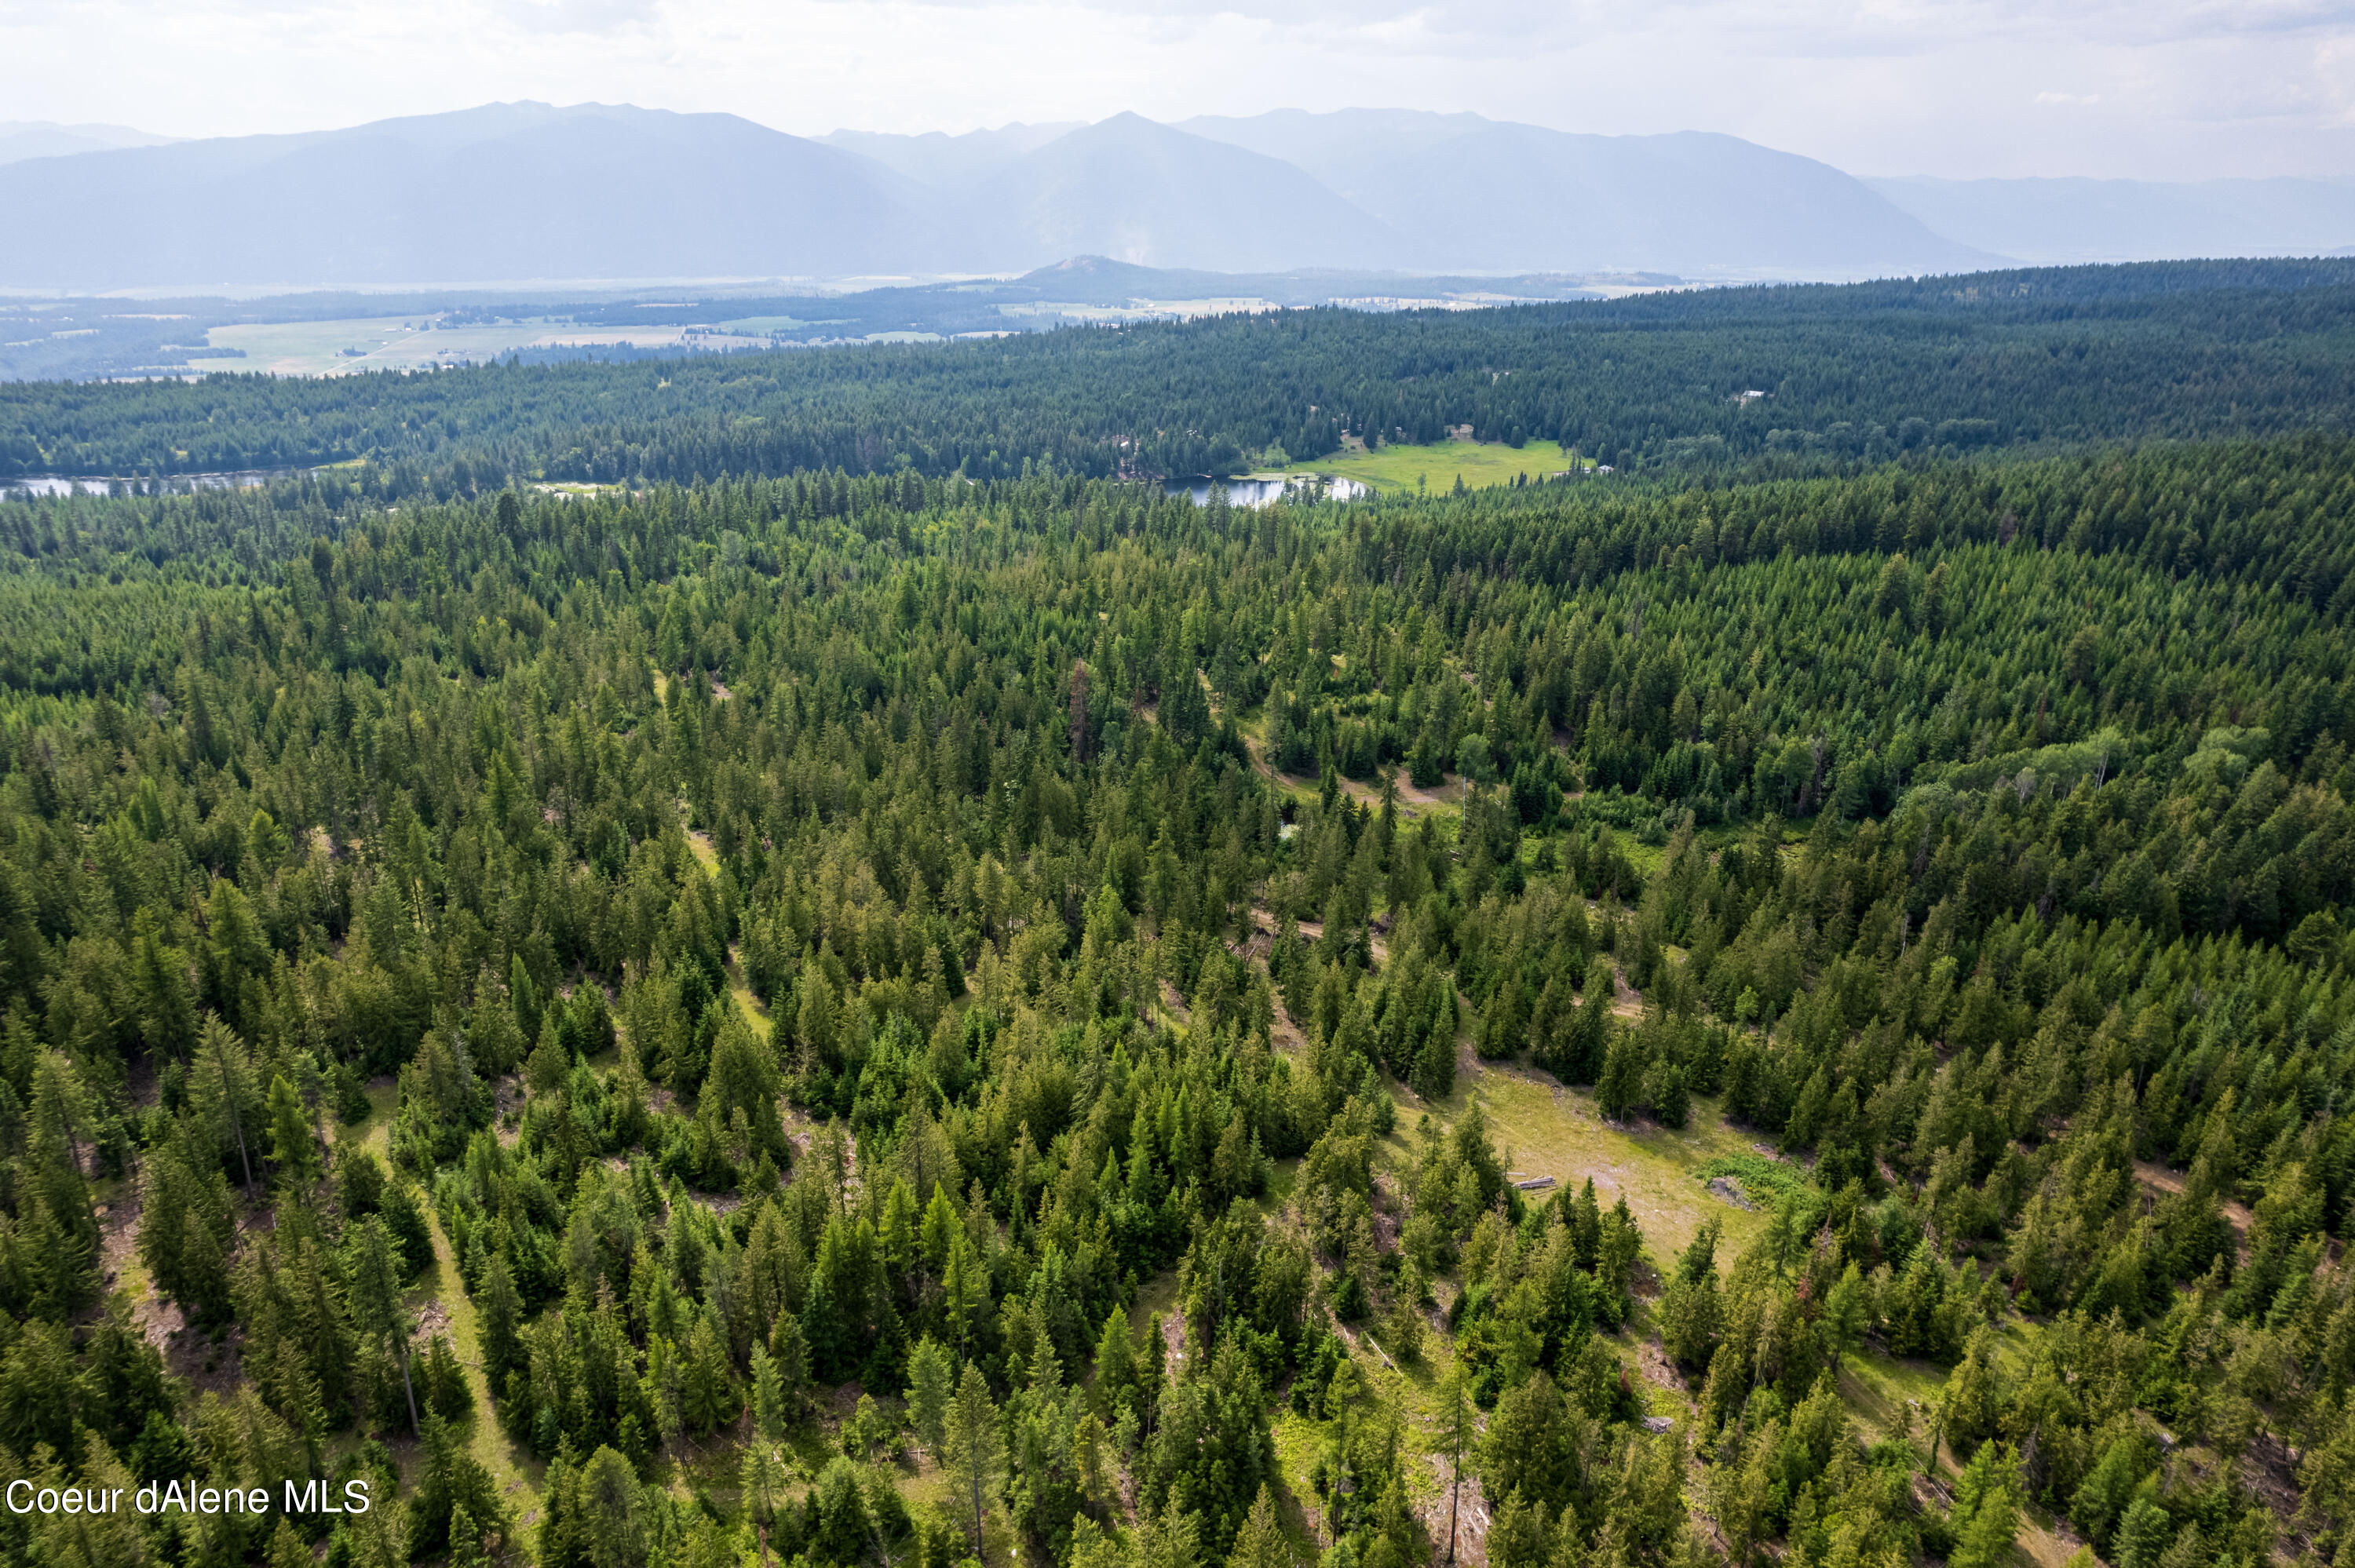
left=823, top=122, right=1083, bottom=188
left=1178, top=109, right=1993, bottom=276
left=0, top=100, right=2076, bottom=290
left=0, top=120, right=178, bottom=165
left=1867, top=176, right=2355, bottom=264
left=0, top=102, right=929, bottom=290
left=955, top=113, right=1412, bottom=272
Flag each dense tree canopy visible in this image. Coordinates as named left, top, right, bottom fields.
left=1, top=334, right=2353, bottom=1568
left=4, top=257, right=2353, bottom=486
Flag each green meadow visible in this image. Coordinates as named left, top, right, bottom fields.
left=1278, top=436, right=1590, bottom=493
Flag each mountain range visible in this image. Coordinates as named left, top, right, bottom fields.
left=0, top=101, right=2345, bottom=292
left=0, top=101, right=1987, bottom=290
left=0, top=119, right=177, bottom=165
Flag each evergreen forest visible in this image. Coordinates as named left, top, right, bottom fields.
left=2, top=267, right=2355, bottom=1568
left=4, top=257, right=2354, bottom=487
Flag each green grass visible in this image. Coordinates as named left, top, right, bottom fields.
left=1836, top=1344, right=1948, bottom=1448
left=1276, top=437, right=1589, bottom=494
left=328, top=1081, right=546, bottom=1520
left=1397, top=1060, right=1773, bottom=1269
left=1694, top=1152, right=1810, bottom=1208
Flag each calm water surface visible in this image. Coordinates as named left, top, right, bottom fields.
left=1166, top=476, right=1371, bottom=507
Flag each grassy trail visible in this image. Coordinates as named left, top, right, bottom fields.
left=334, top=1084, right=547, bottom=1530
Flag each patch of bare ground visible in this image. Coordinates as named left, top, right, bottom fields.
left=1271, top=997, right=1310, bottom=1057
left=166, top=1322, right=246, bottom=1399
left=1634, top=1336, right=1692, bottom=1409
left=1610, top=965, right=1646, bottom=1021
left=1332, top=1319, right=1397, bottom=1374
left=1159, top=1305, right=1192, bottom=1374
left=1241, top=732, right=1462, bottom=818
left=1419, top=1459, right=1490, bottom=1568
left=99, top=1191, right=196, bottom=1358
left=2017, top=1513, right=2089, bottom=1568
left=2244, top=1431, right=2304, bottom=1530
left=2135, top=1160, right=2255, bottom=1241
left=1371, top=1174, right=1405, bottom=1252
left=817, top=1380, right=869, bottom=1425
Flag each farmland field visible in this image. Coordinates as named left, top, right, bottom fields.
left=184, top=315, right=776, bottom=375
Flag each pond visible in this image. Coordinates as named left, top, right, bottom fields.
left=1166, top=475, right=1371, bottom=507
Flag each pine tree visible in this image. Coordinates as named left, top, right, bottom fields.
left=682, top=1307, right=739, bottom=1435
left=742, top=1442, right=789, bottom=1568
left=1437, top=1364, right=1473, bottom=1564
left=479, top=1249, right=524, bottom=1389
left=907, top=1336, right=955, bottom=1457
left=426, top=1333, right=474, bottom=1421
left=944, top=1360, right=1005, bottom=1561
left=266, top=1515, right=313, bottom=1568
left=578, top=1444, right=645, bottom=1568
left=1232, top=1484, right=1293, bottom=1568
left=346, top=1215, right=420, bottom=1436
left=192, top=1019, right=262, bottom=1193
left=411, top=1411, right=504, bottom=1559
left=751, top=1345, right=787, bottom=1441
left=1948, top=1443, right=2024, bottom=1568
left=265, top=1074, right=318, bottom=1187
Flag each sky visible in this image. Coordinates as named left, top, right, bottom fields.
left=1, top=0, right=2350, bottom=180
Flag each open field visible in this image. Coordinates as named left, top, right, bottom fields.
left=1276, top=436, right=1590, bottom=494
left=184, top=315, right=777, bottom=376
left=1392, top=1050, right=1776, bottom=1269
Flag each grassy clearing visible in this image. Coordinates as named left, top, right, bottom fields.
left=1269, top=1412, right=1335, bottom=1555
left=1399, top=1056, right=1774, bottom=1268
left=1836, top=1345, right=1948, bottom=1446
left=1276, top=437, right=1590, bottom=494
left=675, top=819, right=776, bottom=1034
left=330, top=1080, right=549, bottom=1524
left=1236, top=708, right=1466, bottom=829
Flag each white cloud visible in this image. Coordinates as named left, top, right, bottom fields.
left=498, top=0, right=663, bottom=32
left=0, top=0, right=2346, bottom=177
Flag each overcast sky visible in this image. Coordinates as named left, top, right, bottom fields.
left=2, top=0, right=2349, bottom=180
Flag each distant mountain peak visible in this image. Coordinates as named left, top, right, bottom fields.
left=0, top=100, right=2006, bottom=288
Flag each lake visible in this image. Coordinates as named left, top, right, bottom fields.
left=3, top=469, right=298, bottom=498
left=1167, top=475, right=1371, bottom=507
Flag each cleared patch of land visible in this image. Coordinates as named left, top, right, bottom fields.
left=1279, top=436, right=1590, bottom=494
left=1399, top=1055, right=1776, bottom=1267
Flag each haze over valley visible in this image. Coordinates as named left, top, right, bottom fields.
left=1, top=100, right=2346, bottom=301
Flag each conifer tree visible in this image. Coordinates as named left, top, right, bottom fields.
left=944, top=1360, right=1006, bottom=1562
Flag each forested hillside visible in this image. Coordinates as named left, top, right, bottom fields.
left=5, top=257, right=2354, bottom=486
left=2, top=433, right=2354, bottom=1568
